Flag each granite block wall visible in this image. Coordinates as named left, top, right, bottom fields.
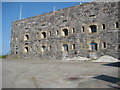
left=11, top=2, right=119, bottom=59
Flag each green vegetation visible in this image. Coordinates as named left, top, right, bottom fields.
left=0, top=55, right=7, bottom=59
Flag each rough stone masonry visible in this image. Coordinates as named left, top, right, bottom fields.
left=11, top=2, right=119, bottom=60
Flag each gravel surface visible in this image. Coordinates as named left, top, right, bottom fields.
left=2, top=59, right=119, bottom=88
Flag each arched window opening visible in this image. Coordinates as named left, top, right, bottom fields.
left=15, top=46, right=18, bottom=54
left=24, top=47, right=28, bottom=53
left=90, top=42, right=97, bottom=51
left=63, top=29, right=68, bottom=36
left=72, top=44, right=75, bottom=50
left=56, top=30, right=59, bottom=35
left=89, top=25, right=97, bottom=33
left=72, top=28, right=75, bottom=33
left=118, top=45, right=120, bottom=49
left=63, top=44, right=68, bottom=51
left=48, top=46, right=51, bottom=51
left=115, top=22, right=119, bottom=28
left=82, top=27, right=85, bottom=32
left=24, top=34, right=29, bottom=41
left=102, top=24, right=106, bottom=29
left=102, top=42, right=106, bottom=49
left=41, top=32, right=47, bottom=38
left=49, top=31, right=51, bottom=36
left=41, top=46, right=46, bottom=52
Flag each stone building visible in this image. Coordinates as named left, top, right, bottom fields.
left=11, top=2, right=119, bottom=59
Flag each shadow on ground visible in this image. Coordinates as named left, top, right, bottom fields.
left=102, top=62, right=120, bottom=67
left=93, top=62, right=120, bottom=89
left=93, top=74, right=120, bottom=89
left=93, top=75, right=120, bottom=84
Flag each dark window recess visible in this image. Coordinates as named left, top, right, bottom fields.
left=15, top=46, right=18, bottom=54
left=90, top=25, right=97, bottom=33
left=73, top=28, right=75, bottom=33
left=115, top=22, right=119, bottom=28
left=72, top=44, right=75, bottom=49
left=49, top=31, right=51, bottom=36
left=103, top=42, right=106, bottom=48
left=15, top=51, right=18, bottom=54
left=25, top=47, right=28, bottom=52
left=25, top=27, right=28, bottom=29
left=63, top=29, right=68, bottom=36
left=49, top=46, right=51, bottom=50
left=90, top=42, right=97, bottom=50
left=102, top=24, right=106, bottom=29
left=42, top=46, right=46, bottom=51
left=42, top=24, right=45, bottom=26
left=56, top=30, right=59, bottom=35
left=118, top=45, right=120, bottom=49
left=25, top=43, right=28, bottom=45
left=82, top=27, right=85, bottom=32
left=63, top=44, right=68, bottom=51
left=25, top=35, right=29, bottom=40
left=89, top=15, right=95, bottom=17
left=42, top=32, right=46, bottom=38
left=63, top=20, right=67, bottom=22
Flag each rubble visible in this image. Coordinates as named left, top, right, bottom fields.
left=62, top=56, right=90, bottom=61
left=62, top=55, right=119, bottom=62
left=93, top=55, right=119, bottom=62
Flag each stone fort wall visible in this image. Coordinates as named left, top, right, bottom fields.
left=11, top=2, right=119, bottom=59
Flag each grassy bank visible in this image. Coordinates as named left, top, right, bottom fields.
left=0, top=55, right=7, bottom=59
